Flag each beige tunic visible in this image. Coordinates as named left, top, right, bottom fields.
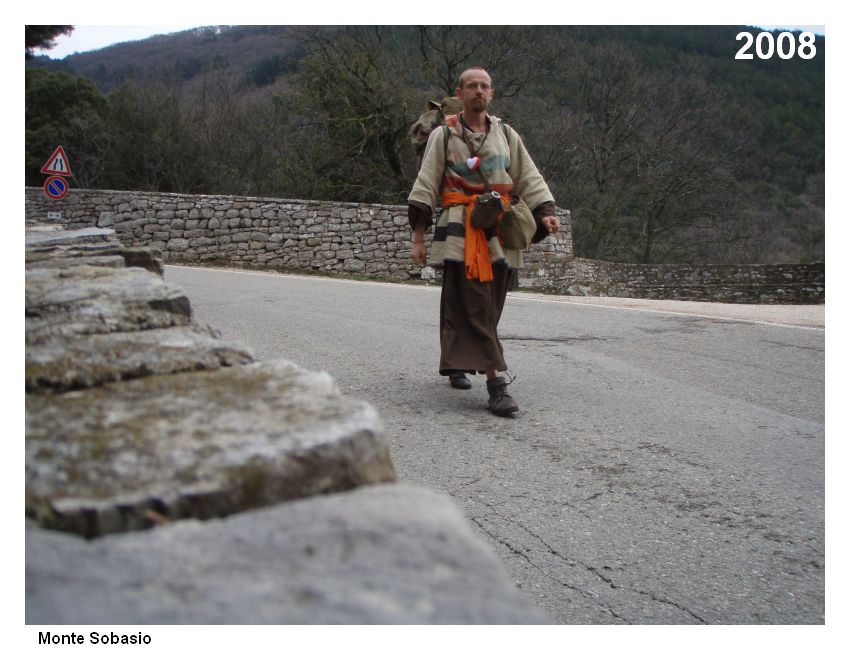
left=408, top=114, right=555, bottom=269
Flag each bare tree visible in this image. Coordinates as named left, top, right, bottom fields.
left=417, top=25, right=573, bottom=98
left=193, top=68, right=288, bottom=196
left=284, top=26, right=423, bottom=203
left=533, top=43, right=750, bottom=263
left=104, top=76, right=207, bottom=193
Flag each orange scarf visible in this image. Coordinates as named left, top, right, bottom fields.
left=442, top=191, right=510, bottom=282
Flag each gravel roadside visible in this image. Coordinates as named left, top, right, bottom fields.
left=510, top=292, right=825, bottom=329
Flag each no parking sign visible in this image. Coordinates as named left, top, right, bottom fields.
left=43, top=175, right=69, bottom=200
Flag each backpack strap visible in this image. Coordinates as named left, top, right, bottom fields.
left=501, top=121, right=512, bottom=171
left=441, top=124, right=451, bottom=184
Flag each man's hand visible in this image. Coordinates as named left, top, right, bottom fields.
left=541, top=215, right=560, bottom=235
left=411, top=240, right=427, bottom=266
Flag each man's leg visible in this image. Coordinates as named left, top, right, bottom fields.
left=485, top=265, right=518, bottom=416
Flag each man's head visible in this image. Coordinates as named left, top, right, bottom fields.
left=456, top=67, right=493, bottom=114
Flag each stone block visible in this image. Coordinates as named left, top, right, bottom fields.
left=25, top=484, right=548, bottom=624
left=26, top=359, right=396, bottom=538
left=25, top=235, right=122, bottom=266
left=343, top=259, right=366, bottom=273
left=25, top=266, right=191, bottom=344
left=26, top=325, right=254, bottom=393
left=25, top=227, right=116, bottom=249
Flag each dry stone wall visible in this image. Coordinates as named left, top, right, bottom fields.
left=26, top=187, right=823, bottom=303
left=24, top=187, right=571, bottom=281
left=527, top=256, right=825, bottom=304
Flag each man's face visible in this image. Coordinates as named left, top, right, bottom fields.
left=456, top=70, right=494, bottom=114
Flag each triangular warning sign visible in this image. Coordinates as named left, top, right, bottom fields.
left=40, top=146, right=72, bottom=177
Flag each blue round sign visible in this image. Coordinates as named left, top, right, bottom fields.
left=44, top=175, right=69, bottom=200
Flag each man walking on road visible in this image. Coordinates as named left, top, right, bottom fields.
left=408, top=66, right=560, bottom=416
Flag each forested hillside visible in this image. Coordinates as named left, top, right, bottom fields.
left=26, top=25, right=824, bottom=264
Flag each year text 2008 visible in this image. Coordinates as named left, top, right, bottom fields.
left=736, top=31, right=817, bottom=60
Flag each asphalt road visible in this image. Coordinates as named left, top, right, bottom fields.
left=164, top=265, right=825, bottom=624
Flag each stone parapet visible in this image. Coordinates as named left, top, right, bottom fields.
left=522, top=256, right=825, bottom=305
left=25, top=187, right=824, bottom=303
left=25, top=186, right=571, bottom=281
left=25, top=224, right=396, bottom=537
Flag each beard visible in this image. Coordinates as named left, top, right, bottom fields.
left=469, top=97, right=488, bottom=112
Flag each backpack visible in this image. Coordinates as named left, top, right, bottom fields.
left=409, top=96, right=463, bottom=163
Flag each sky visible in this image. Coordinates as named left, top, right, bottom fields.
left=39, top=22, right=827, bottom=60
left=44, top=25, right=204, bottom=59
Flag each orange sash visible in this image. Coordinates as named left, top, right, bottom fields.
left=442, top=191, right=510, bottom=282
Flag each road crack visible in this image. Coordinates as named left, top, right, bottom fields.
left=509, top=518, right=709, bottom=624
left=468, top=514, right=630, bottom=623
left=500, top=335, right=615, bottom=344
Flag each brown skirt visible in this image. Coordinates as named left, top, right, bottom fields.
left=439, top=261, right=514, bottom=376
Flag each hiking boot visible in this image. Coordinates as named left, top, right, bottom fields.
left=449, top=371, right=472, bottom=389
left=486, top=376, right=518, bottom=417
